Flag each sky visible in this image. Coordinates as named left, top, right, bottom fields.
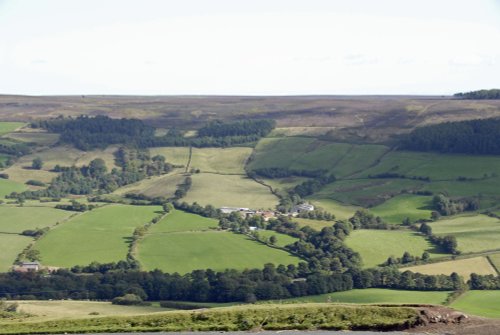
left=0, top=0, right=499, bottom=95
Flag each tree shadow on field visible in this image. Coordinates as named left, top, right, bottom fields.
left=123, top=236, right=134, bottom=245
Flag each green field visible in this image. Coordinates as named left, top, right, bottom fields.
left=0, top=178, right=27, bottom=198
left=247, top=137, right=389, bottom=178
left=256, top=230, right=299, bottom=248
left=114, top=172, right=186, bottom=198
left=149, top=147, right=190, bottom=167
left=283, top=288, right=450, bottom=305
left=370, top=194, right=433, bottom=224
left=0, top=233, right=32, bottom=272
left=451, top=290, right=500, bottom=318
left=190, top=147, right=252, bottom=174
left=0, top=206, right=72, bottom=233
left=183, top=173, right=278, bottom=209
left=314, top=178, right=425, bottom=208
left=149, top=210, right=218, bottom=233
left=306, top=198, right=360, bottom=220
left=402, top=256, right=497, bottom=278
left=5, top=131, right=59, bottom=146
left=0, top=122, right=25, bottom=135
left=431, top=214, right=500, bottom=253
left=138, top=231, right=301, bottom=274
left=359, top=150, right=500, bottom=181
left=35, top=205, right=162, bottom=267
left=345, top=229, right=447, bottom=268
left=294, top=218, right=335, bottom=231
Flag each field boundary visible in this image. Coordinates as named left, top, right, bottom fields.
left=486, top=255, right=500, bottom=275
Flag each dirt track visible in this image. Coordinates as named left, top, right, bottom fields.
left=408, top=305, right=500, bottom=334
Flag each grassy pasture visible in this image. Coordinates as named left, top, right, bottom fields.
left=256, top=230, right=299, bottom=248
left=306, top=198, right=360, bottom=220
left=247, top=137, right=389, bottom=179
left=149, top=147, right=190, bottom=167
left=148, top=210, right=218, bottom=233
left=138, top=231, right=301, bottom=274
left=345, top=229, right=446, bottom=268
left=183, top=173, right=278, bottom=209
left=0, top=178, right=27, bottom=198
left=0, top=206, right=72, bottom=233
left=14, top=300, right=169, bottom=321
left=401, top=256, right=497, bottom=278
left=451, top=291, right=500, bottom=318
left=190, top=147, right=252, bottom=174
left=113, top=172, right=186, bottom=198
left=0, top=233, right=32, bottom=272
left=35, top=204, right=162, bottom=267
left=358, top=150, right=500, bottom=180
left=0, top=122, right=25, bottom=135
left=282, top=288, right=449, bottom=305
left=294, top=218, right=335, bottom=231
left=425, top=178, right=500, bottom=202
left=431, top=214, right=500, bottom=253
left=315, top=178, right=424, bottom=208
left=369, top=194, right=433, bottom=224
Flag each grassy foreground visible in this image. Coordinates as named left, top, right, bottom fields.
left=0, top=304, right=419, bottom=334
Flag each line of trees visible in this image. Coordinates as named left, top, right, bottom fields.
left=454, top=89, right=500, bottom=99
left=35, top=116, right=276, bottom=150
left=401, top=118, right=500, bottom=155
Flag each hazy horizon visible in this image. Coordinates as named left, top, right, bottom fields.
left=1, top=0, right=499, bottom=95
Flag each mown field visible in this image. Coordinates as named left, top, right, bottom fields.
left=0, top=122, right=25, bottom=135
left=189, top=147, right=252, bottom=174
left=451, top=290, right=500, bottom=318
left=283, top=288, right=450, bottom=305
left=15, top=300, right=169, bottom=321
left=148, top=210, right=218, bottom=233
left=401, top=256, right=497, bottom=278
left=488, top=253, right=500, bottom=272
left=369, top=194, right=433, bottom=224
left=0, top=233, right=32, bottom=272
left=35, top=204, right=162, bottom=267
left=183, top=173, right=278, bottom=209
left=306, top=198, right=360, bottom=220
left=113, top=172, right=186, bottom=198
left=431, top=214, right=500, bottom=253
left=0, top=206, right=72, bottom=233
left=345, top=229, right=447, bottom=268
left=137, top=211, right=300, bottom=273
left=0, top=178, right=26, bottom=198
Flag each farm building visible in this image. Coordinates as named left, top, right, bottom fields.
left=290, top=203, right=315, bottom=215
left=13, top=262, right=41, bottom=272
